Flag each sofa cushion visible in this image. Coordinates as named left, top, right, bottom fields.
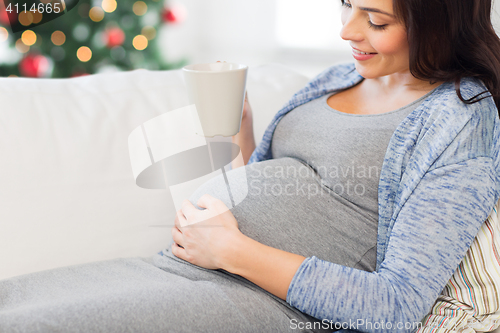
left=0, top=64, right=309, bottom=280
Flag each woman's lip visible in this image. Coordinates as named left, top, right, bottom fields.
left=352, top=49, right=377, bottom=61
left=352, top=47, right=377, bottom=54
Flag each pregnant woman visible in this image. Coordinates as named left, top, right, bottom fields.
left=2, top=0, right=500, bottom=332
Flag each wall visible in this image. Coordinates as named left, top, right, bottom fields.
left=161, top=0, right=500, bottom=78
left=160, top=0, right=351, bottom=78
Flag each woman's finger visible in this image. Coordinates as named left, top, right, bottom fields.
left=196, top=194, right=218, bottom=210
left=175, top=209, right=188, bottom=228
left=171, top=226, right=183, bottom=248
left=181, top=199, right=198, bottom=221
left=171, top=241, right=188, bottom=261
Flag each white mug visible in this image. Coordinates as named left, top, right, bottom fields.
left=182, top=62, right=248, bottom=137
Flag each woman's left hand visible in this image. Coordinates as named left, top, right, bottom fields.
left=171, top=194, right=243, bottom=270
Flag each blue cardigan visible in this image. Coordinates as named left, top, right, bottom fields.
left=248, top=63, right=500, bottom=332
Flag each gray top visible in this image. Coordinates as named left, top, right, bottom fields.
left=265, top=90, right=432, bottom=270
left=188, top=90, right=432, bottom=274
left=0, top=83, right=478, bottom=333
left=271, top=91, right=429, bottom=223
left=0, top=90, right=435, bottom=333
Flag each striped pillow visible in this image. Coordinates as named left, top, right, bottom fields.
left=417, top=200, right=500, bottom=332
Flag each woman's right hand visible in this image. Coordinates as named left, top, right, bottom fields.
left=215, top=60, right=253, bottom=130
left=214, top=61, right=255, bottom=168
left=241, top=91, right=253, bottom=126
left=231, top=91, right=256, bottom=168
left=216, top=61, right=253, bottom=125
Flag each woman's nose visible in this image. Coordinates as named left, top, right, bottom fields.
left=340, top=11, right=363, bottom=42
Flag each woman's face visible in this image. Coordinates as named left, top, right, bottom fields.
left=340, top=0, right=409, bottom=79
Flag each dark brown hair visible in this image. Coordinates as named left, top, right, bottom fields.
left=393, top=0, right=500, bottom=115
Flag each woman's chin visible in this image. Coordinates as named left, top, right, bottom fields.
left=353, top=63, right=380, bottom=79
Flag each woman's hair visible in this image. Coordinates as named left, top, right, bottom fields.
left=393, top=0, right=500, bottom=115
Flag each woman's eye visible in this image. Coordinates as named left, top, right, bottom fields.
left=341, top=0, right=352, bottom=8
left=368, top=21, right=388, bottom=30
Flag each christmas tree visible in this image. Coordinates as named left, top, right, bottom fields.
left=0, top=0, right=187, bottom=78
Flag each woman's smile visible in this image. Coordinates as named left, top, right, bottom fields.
left=340, top=0, right=410, bottom=80
left=351, top=46, right=377, bottom=60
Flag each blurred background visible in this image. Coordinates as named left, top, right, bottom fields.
left=1, top=0, right=500, bottom=79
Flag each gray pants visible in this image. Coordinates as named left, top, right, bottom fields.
left=0, top=157, right=377, bottom=333
left=0, top=250, right=330, bottom=333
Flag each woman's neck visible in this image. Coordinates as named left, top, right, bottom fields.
left=369, top=70, right=443, bottom=94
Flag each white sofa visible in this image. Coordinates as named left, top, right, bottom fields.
left=0, top=63, right=309, bottom=280
left=1, top=64, right=499, bottom=332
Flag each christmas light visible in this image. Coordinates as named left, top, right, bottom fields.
left=0, top=0, right=188, bottom=78
left=73, top=24, right=90, bottom=41
left=77, top=46, right=92, bottom=62
left=104, top=27, right=125, bottom=48
left=163, top=4, right=187, bottom=24
left=0, top=7, right=9, bottom=25
left=110, top=46, right=126, bottom=61
left=51, top=46, right=65, bottom=61
left=0, top=27, right=8, bottom=43
left=132, top=35, right=148, bottom=50
left=18, top=11, right=34, bottom=26
left=141, top=26, right=156, bottom=40
left=15, top=39, right=29, bottom=53
left=120, top=15, right=134, bottom=29
left=133, top=1, right=147, bottom=16
left=19, top=54, right=51, bottom=77
left=21, top=30, right=37, bottom=46
left=51, top=31, right=66, bottom=46
left=89, top=7, right=104, bottom=22
left=102, top=0, right=117, bottom=13
left=32, top=10, right=43, bottom=24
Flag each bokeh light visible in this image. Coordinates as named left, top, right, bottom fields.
left=51, top=46, right=65, bottom=61
left=21, top=30, right=37, bottom=46
left=132, top=35, right=148, bottom=50
left=15, top=39, right=29, bottom=53
left=77, top=46, right=92, bottom=62
left=18, top=11, right=33, bottom=26
left=51, top=31, right=66, bottom=46
left=120, top=15, right=134, bottom=29
left=73, top=24, right=90, bottom=41
left=0, top=27, right=8, bottom=42
left=102, top=0, right=117, bottom=13
left=89, top=7, right=104, bottom=22
left=141, top=26, right=156, bottom=40
left=32, top=10, right=43, bottom=24
left=56, top=0, right=67, bottom=11
left=133, top=1, right=147, bottom=16
left=110, top=46, right=126, bottom=61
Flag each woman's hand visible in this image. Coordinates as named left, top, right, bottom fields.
left=172, top=196, right=305, bottom=301
left=215, top=60, right=253, bottom=127
left=171, top=194, right=243, bottom=270
left=232, top=91, right=256, bottom=169
left=241, top=92, right=253, bottom=124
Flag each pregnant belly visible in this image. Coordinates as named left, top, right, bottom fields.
left=189, top=157, right=378, bottom=271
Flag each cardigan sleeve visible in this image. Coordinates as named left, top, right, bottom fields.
left=286, top=157, right=499, bottom=333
